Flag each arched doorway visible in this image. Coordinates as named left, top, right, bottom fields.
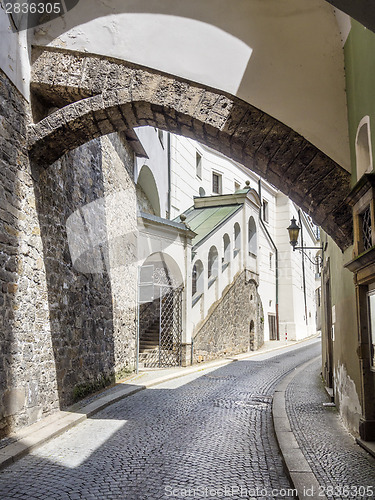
left=138, top=252, right=184, bottom=368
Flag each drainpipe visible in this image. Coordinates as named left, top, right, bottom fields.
left=298, top=210, right=308, bottom=326
left=258, top=180, right=279, bottom=340
left=167, top=132, right=171, bottom=220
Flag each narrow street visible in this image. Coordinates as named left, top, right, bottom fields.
left=0, top=342, right=316, bottom=499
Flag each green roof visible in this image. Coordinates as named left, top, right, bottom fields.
left=176, top=204, right=242, bottom=247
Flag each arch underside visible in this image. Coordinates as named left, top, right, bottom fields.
left=29, top=47, right=352, bottom=250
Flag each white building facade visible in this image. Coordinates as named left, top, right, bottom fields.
left=134, top=128, right=319, bottom=366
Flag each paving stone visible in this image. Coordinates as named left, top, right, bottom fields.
left=0, top=343, right=321, bottom=499
left=286, top=359, right=375, bottom=500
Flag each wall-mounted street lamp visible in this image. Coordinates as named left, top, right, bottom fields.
left=287, top=217, right=325, bottom=265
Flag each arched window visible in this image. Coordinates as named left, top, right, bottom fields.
left=192, top=260, right=204, bottom=297
left=234, top=223, right=241, bottom=257
left=136, top=165, right=161, bottom=216
left=248, top=217, right=257, bottom=256
left=208, top=246, right=218, bottom=285
left=222, top=234, right=231, bottom=270
left=356, top=116, right=373, bottom=180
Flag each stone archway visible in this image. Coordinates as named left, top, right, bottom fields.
left=29, top=47, right=352, bottom=249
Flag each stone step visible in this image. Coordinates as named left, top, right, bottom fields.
left=141, top=332, right=159, bottom=339
left=140, top=339, right=159, bottom=346
left=140, top=349, right=159, bottom=355
left=140, top=345, right=159, bottom=353
left=144, top=328, right=159, bottom=334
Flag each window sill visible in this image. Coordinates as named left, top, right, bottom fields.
left=208, top=277, right=217, bottom=288
left=192, top=293, right=203, bottom=307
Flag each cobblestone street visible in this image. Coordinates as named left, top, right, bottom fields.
left=1, top=341, right=373, bottom=500
left=286, top=359, right=375, bottom=500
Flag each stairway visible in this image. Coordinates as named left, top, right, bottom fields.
left=139, top=319, right=160, bottom=368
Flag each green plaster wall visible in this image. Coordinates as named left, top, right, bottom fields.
left=345, top=20, right=375, bottom=184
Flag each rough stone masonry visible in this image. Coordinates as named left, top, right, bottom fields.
left=0, top=67, right=138, bottom=436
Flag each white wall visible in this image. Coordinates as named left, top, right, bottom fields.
left=276, top=193, right=318, bottom=340
left=169, top=134, right=264, bottom=218
left=256, top=182, right=278, bottom=341
left=135, top=127, right=170, bottom=218
left=168, top=134, right=278, bottom=340
left=137, top=218, right=192, bottom=344
left=0, top=9, right=30, bottom=97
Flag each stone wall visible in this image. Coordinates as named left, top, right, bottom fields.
left=33, top=133, right=137, bottom=407
left=0, top=69, right=59, bottom=436
left=193, top=271, right=264, bottom=363
left=0, top=68, right=138, bottom=436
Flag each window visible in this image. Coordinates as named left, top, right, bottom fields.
left=222, top=234, right=231, bottom=271
left=263, top=200, right=269, bottom=223
left=368, top=290, right=375, bottom=367
left=356, top=116, right=373, bottom=180
left=269, top=252, right=273, bottom=270
left=212, top=172, right=222, bottom=194
left=208, top=246, right=219, bottom=285
left=158, top=129, right=164, bottom=147
left=192, top=260, right=204, bottom=300
left=196, top=152, right=202, bottom=179
left=234, top=223, right=241, bottom=257
left=248, top=217, right=257, bottom=256
left=315, top=256, right=321, bottom=277
left=361, top=206, right=372, bottom=251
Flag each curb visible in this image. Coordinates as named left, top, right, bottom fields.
left=355, top=438, right=375, bottom=459
left=272, top=356, right=327, bottom=500
left=0, top=336, right=320, bottom=470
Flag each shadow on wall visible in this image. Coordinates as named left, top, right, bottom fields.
left=31, top=139, right=117, bottom=407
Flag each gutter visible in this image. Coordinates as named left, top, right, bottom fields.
left=258, top=180, right=279, bottom=340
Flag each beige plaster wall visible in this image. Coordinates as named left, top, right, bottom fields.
left=321, top=234, right=362, bottom=436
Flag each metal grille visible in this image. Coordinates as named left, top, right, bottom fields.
left=159, top=285, right=183, bottom=367
left=362, top=206, right=372, bottom=251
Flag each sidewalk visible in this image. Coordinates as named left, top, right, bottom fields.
left=0, top=336, right=316, bottom=470
left=274, top=357, right=375, bottom=500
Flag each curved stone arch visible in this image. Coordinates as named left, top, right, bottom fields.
left=29, top=48, right=352, bottom=249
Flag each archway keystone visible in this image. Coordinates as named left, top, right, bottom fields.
left=29, top=47, right=352, bottom=249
